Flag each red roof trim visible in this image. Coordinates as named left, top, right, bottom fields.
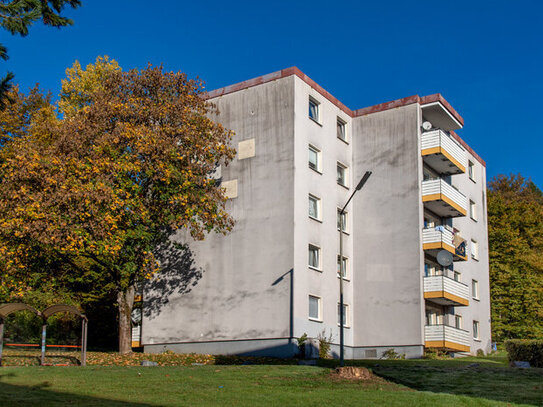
left=205, top=67, right=483, bottom=167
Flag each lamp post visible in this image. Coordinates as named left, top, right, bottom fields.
left=339, top=170, right=371, bottom=367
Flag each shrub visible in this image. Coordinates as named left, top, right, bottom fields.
left=476, top=349, right=485, bottom=357
left=382, top=348, right=405, bottom=360
left=317, top=330, right=333, bottom=359
left=505, top=339, right=543, bottom=368
left=297, top=333, right=308, bottom=359
left=423, top=348, right=450, bottom=360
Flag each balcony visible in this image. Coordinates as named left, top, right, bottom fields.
left=425, top=325, right=470, bottom=353
left=422, top=179, right=467, bottom=217
left=423, top=227, right=467, bottom=261
left=421, top=130, right=467, bottom=175
left=424, top=275, right=469, bottom=306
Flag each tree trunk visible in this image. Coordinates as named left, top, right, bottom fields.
left=117, top=285, right=135, bottom=354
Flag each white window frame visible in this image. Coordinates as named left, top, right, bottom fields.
left=471, top=239, right=479, bottom=260
left=308, top=194, right=321, bottom=221
left=472, top=279, right=479, bottom=300
left=473, top=320, right=480, bottom=340
left=308, top=97, right=320, bottom=123
left=308, top=244, right=321, bottom=271
left=468, top=161, right=475, bottom=182
left=470, top=200, right=477, bottom=221
left=337, top=117, right=347, bottom=142
left=453, top=271, right=461, bottom=282
left=337, top=255, right=349, bottom=280
left=308, top=294, right=322, bottom=321
left=337, top=302, right=350, bottom=327
left=337, top=162, right=348, bottom=188
left=308, top=144, right=321, bottom=173
left=337, top=208, right=348, bottom=233
left=455, top=314, right=463, bottom=330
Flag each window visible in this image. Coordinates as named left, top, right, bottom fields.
left=308, top=245, right=321, bottom=270
left=426, top=310, right=443, bottom=325
left=470, top=200, right=477, bottom=221
left=471, top=240, right=479, bottom=260
left=472, top=279, right=479, bottom=300
left=337, top=162, right=347, bottom=187
left=453, top=271, right=461, bottom=282
left=308, top=145, right=321, bottom=172
left=337, top=303, right=349, bottom=327
left=473, top=320, right=480, bottom=340
left=337, top=255, right=348, bottom=279
left=337, top=117, right=346, bottom=141
left=468, top=161, right=475, bottom=181
left=337, top=209, right=347, bottom=232
left=455, top=315, right=463, bottom=329
left=308, top=195, right=320, bottom=220
left=308, top=97, right=320, bottom=122
left=308, top=295, right=321, bottom=320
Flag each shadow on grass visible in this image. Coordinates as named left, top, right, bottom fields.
left=0, top=380, right=157, bottom=407
left=2, top=352, right=81, bottom=366
left=365, top=362, right=543, bottom=407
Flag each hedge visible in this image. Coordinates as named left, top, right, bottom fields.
left=504, top=339, right=543, bottom=368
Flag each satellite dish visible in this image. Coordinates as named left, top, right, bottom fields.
left=436, top=250, right=453, bottom=267
left=422, top=121, right=433, bottom=131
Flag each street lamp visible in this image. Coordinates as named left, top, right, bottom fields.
left=339, top=170, right=371, bottom=367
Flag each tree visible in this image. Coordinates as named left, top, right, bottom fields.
left=488, top=174, right=543, bottom=341
left=0, top=0, right=81, bottom=107
left=0, top=58, right=236, bottom=353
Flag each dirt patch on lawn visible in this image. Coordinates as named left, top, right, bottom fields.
left=334, top=367, right=374, bottom=380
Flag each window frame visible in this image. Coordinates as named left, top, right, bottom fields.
left=308, top=294, right=322, bottom=322
left=337, top=117, right=347, bottom=142
left=308, top=97, right=320, bottom=124
left=473, top=320, right=480, bottom=340
left=308, top=244, right=321, bottom=271
left=337, top=208, right=348, bottom=233
left=336, top=162, right=348, bottom=188
left=455, top=314, right=463, bottom=330
left=308, top=194, right=321, bottom=221
left=337, top=255, right=349, bottom=280
left=471, top=239, right=479, bottom=261
left=472, top=279, right=480, bottom=300
left=308, top=144, right=321, bottom=173
left=469, top=200, right=477, bottom=221
left=468, top=161, right=476, bottom=182
left=337, top=302, right=350, bottom=327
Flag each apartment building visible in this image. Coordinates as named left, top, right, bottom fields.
left=140, top=68, right=491, bottom=358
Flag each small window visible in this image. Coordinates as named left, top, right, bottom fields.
left=308, top=194, right=321, bottom=220
left=308, top=244, right=321, bottom=270
left=472, top=279, right=479, bottom=300
left=470, top=200, right=477, bottom=221
left=308, top=145, right=321, bottom=172
left=337, top=209, right=347, bottom=232
left=426, top=310, right=443, bottom=326
left=337, top=255, right=348, bottom=279
left=337, top=162, right=348, bottom=187
left=308, top=295, right=321, bottom=320
left=455, top=315, right=463, bottom=330
left=337, top=117, right=346, bottom=141
left=308, top=97, right=320, bottom=122
left=453, top=271, right=461, bottom=282
left=337, top=303, right=349, bottom=327
left=468, top=161, right=475, bottom=181
left=473, top=320, right=480, bottom=340
left=471, top=240, right=479, bottom=260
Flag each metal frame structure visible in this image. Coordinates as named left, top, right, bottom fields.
left=0, top=303, right=88, bottom=367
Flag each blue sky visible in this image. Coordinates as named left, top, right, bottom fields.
left=3, top=0, right=542, bottom=186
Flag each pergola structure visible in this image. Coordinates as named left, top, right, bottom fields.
left=0, top=303, right=88, bottom=366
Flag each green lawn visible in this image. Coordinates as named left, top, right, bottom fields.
left=0, top=352, right=541, bottom=406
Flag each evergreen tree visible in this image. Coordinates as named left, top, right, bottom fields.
left=0, top=0, right=81, bottom=108
left=488, top=174, right=543, bottom=341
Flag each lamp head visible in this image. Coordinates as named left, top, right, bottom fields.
left=356, top=171, right=372, bottom=191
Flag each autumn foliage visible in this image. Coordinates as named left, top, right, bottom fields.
left=0, top=57, right=236, bottom=353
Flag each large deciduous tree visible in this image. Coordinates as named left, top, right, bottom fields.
left=0, top=57, right=236, bottom=353
left=488, top=174, right=543, bottom=341
left=0, top=0, right=81, bottom=107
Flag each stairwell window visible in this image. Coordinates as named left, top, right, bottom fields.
left=470, top=200, right=477, bottom=221
left=337, top=209, right=347, bottom=232
left=308, top=145, right=321, bottom=173
left=337, top=117, right=347, bottom=142
left=337, top=255, right=348, bottom=279
left=309, top=97, right=320, bottom=123
left=308, top=245, right=321, bottom=270
left=473, top=320, right=480, bottom=340
left=337, top=162, right=348, bottom=187
left=337, top=303, right=350, bottom=327
left=472, top=279, right=479, bottom=300
left=455, top=315, right=463, bottom=329
left=471, top=240, right=479, bottom=260
left=308, top=194, right=321, bottom=220
left=468, top=161, right=475, bottom=182
left=308, top=295, right=321, bottom=321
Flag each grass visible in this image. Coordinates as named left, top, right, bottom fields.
left=0, top=351, right=541, bottom=406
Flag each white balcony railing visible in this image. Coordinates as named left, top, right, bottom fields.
left=422, top=178, right=468, bottom=215
left=421, top=130, right=468, bottom=172
left=424, top=275, right=469, bottom=305
left=423, top=227, right=454, bottom=248
left=425, top=325, right=471, bottom=348
left=422, top=227, right=467, bottom=260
